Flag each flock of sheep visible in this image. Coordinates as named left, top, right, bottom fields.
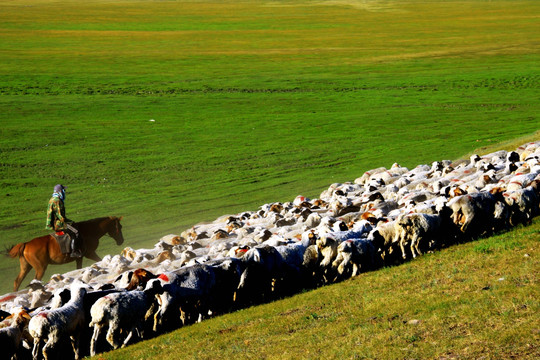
left=1, top=141, right=539, bottom=359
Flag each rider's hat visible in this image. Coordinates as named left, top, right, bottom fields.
left=54, top=184, right=66, bottom=192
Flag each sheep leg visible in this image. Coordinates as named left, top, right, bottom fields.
left=121, top=328, right=135, bottom=348
left=394, top=227, right=406, bottom=260
left=136, top=325, right=144, bottom=340
left=70, top=334, right=80, bottom=360
left=319, top=246, right=336, bottom=269
left=32, top=338, right=42, bottom=360
left=351, top=262, right=360, bottom=277
left=153, top=308, right=162, bottom=332
left=106, top=322, right=121, bottom=350
left=42, top=339, right=53, bottom=360
left=414, top=235, right=423, bottom=257
left=90, top=325, right=102, bottom=357
left=460, top=212, right=473, bottom=235
left=410, top=234, right=419, bottom=258
left=179, top=307, right=187, bottom=326
left=332, top=253, right=344, bottom=273
left=336, top=261, right=346, bottom=278
left=399, top=238, right=408, bottom=260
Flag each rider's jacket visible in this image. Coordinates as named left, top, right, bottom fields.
left=45, top=196, right=70, bottom=232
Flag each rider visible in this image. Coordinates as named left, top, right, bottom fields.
left=45, top=184, right=82, bottom=258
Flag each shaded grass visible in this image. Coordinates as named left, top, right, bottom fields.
left=91, top=219, right=540, bottom=360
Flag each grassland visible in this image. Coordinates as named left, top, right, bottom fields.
left=1, top=0, right=539, bottom=292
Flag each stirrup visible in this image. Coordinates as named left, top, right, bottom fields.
left=71, top=250, right=82, bottom=258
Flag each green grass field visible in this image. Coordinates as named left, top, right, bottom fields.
left=1, top=0, right=538, bottom=297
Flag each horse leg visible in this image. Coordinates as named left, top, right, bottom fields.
left=14, top=257, right=32, bottom=291
left=84, top=250, right=102, bottom=262
left=21, top=244, right=51, bottom=284
left=76, top=257, right=83, bottom=269
left=32, top=261, right=48, bottom=282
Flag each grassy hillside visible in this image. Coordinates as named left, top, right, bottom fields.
left=93, top=219, right=539, bottom=360
left=1, top=0, right=539, bottom=292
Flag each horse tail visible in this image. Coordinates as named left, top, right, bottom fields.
left=5, top=242, right=26, bottom=259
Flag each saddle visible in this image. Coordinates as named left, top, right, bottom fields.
left=52, top=231, right=72, bottom=254
left=52, top=224, right=81, bottom=256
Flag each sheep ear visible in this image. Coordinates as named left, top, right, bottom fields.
left=149, top=279, right=163, bottom=293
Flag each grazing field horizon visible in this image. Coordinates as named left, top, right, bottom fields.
left=1, top=0, right=539, bottom=297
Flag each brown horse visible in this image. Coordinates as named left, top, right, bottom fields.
left=6, top=216, right=124, bottom=291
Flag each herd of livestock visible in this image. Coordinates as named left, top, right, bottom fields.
left=1, top=141, right=539, bottom=359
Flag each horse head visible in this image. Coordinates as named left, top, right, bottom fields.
left=108, top=216, right=125, bottom=245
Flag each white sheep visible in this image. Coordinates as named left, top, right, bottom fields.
left=367, top=219, right=401, bottom=260
left=504, top=184, right=539, bottom=225
left=89, top=280, right=162, bottom=356
left=396, top=213, right=443, bottom=259
left=331, top=238, right=378, bottom=281
left=0, top=307, right=32, bottom=360
left=316, top=229, right=369, bottom=278
left=29, top=283, right=90, bottom=360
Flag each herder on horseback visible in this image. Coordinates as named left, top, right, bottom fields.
left=45, top=184, right=82, bottom=258
left=6, top=184, right=124, bottom=291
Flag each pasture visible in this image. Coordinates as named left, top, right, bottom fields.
left=0, top=0, right=539, bottom=295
